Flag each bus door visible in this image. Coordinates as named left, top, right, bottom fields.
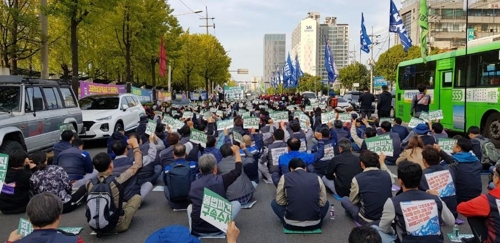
left=437, top=69, right=454, bottom=127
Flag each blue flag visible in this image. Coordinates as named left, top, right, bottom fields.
left=275, top=66, right=281, bottom=87
left=283, top=53, right=295, bottom=88
left=389, top=0, right=412, bottom=51
left=324, top=37, right=338, bottom=83
left=270, top=72, right=276, bottom=88
left=293, top=55, right=303, bottom=88
left=360, top=13, right=372, bottom=54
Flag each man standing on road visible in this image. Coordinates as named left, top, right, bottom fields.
left=411, top=84, right=431, bottom=118
left=359, top=88, right=375, bottom=119
left=376, top=85, right=392, bottom=118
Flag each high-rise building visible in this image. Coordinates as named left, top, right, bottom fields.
left=318, top=16, right=350, bottom=82
left=398, top=0, right=500, bottom=49
left=291, top=12, right=349, bottom=82
left=263, top=34, right=286, bottom=87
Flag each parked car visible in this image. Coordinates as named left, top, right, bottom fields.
left=301, top=91, right=318, bottom=104
left=344, top=91, right=375, bottom=113
left=79, top=93, right=145, bottom=140
left=336, top=97, right=352, bottom=110
left=0, top=76, right=83, bottom=153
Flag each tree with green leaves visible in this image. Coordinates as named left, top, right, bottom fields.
left=198, top=34, right=231, bottom=93
left=296, top=73, right=324, bottom=92
left=338, top=62, right=370, bottom=89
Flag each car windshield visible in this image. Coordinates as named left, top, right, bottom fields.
left=337, top=97, right=347, bottom=103
left=79, top=97, right=119, bottom=110
left=0, top=87, right=20, bottom=112
left=303, top=93, right=316, bottom=99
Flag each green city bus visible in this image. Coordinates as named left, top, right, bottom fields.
left=395, top=38, right=500, bottom=144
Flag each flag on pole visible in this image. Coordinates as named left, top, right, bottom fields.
left=158, top=37, right=167, bottom=77
left=360, top=13, right=372, bottom=54
left=293, top=54, right=303, bottom=88
left=418, top=0, right=429, bottom=63
left=283, top=53, right=294, bottom=88
left=389, top=0, right=413, bottom=51
left=324, top=37, right=338, bottom=83
left=463, top=0, right=478, bottom=11
left=271, top=71, right=277, bottom=88
left=275, top=66, right=281, bottom=87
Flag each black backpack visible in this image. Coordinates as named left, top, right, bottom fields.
left=86, top=176, right=124, bottom=235
left=164, top=162, right=196, bottom=202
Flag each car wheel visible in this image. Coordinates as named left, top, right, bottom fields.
left=114, top=122, right=124, bottom=133
left=484, top=112, right=500, bottom=148
left=0, top=140, right=24, bottom=153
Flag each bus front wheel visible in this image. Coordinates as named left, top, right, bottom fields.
left=484, top=112, right=500, bottom=147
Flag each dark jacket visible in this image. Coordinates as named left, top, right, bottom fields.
left=0, top=168, right=32, bottom=214
left=107, top=132, right=128, bottom=158
left=284, top=169, right=321, bottom=223
left=419, top=165, right=457, bottom=217
left=218, top=156, right=255, bottom=200
left=359, top=92, right=375, bottom=110
left=203, top=147, right=223, bottom=163
left=384, top=132, right=402, bottom=164
left=325, top=151, right=362, bottom=197
left=440, top=151, right=482, bottom=204
left=53, top=141, right=72, bottom=162
left=377, top=91, right=392, bottom=111
left=392, top=124, right=409, bottom=142
left=16, top=229, right=81, bottom=243
left=56, top=147, right=93, bottom=180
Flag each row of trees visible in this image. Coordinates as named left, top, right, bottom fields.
left=0, top=0, right=231, bottom=94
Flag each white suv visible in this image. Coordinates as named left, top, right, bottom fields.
left=78, top=93, right=145, bottom=140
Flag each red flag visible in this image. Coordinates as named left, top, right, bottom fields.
left=159, top=37, right=167, bottom=77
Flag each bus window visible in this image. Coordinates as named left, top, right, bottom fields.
left=478, top=50, right=500, bottom=86
left=398, top=61, right=436, bottom=90
left=455, top=55, right=479, bottom=88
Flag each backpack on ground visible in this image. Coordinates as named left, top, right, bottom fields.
left=86, top=176, right=124, bottom=234
left=165, top=162, right=196, bottom=202
left=476, top=137, right=500, bottom=166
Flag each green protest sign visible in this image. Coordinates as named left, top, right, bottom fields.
left=233, top=131, right=243, bottom=144
left=379, top=117, right=394, bottom=124
left=201, top=188, right=232, bottom=232
left=58, top=227, right=84, bottom=235
left=203, top=111, right=213, bottom=120
left=210, top=108, right=217, bottom=113
left=338, top=113, right=351, bottom=123
left=154, top=111, right=163, bottom=118
left=190, top=129, right=207, bottom=147
left=365, top=135, right=394, bottom=156
left=145, top=120, right=156, bottom=136
left=429, top=110, right=444, bottom=120
left=299, top=114, right=309, bottom=131
left=243, top=117, right=259, bottom=129
left=216, top=110, right=223, bottom=117
left=321, top=111, right=336, bottom=124
left=0, top=153, right=8, bottom=192
left=305, top=106, right=313, bottom=112
left=270, top=111, right=288, bottom=123
left=438, top=138, right=456, bottom=155
left=216, top=120, right=233, bottom=131
left=270, top=147, right=288, bottom=166
left=287, top=105, right=296, bottom=111
left=182, top=111, right=193, bottom=119
left=293, top=111, right=302, bottom=119
left=240, top=111, right=251, bottom=118
left=18, top=218, right=33, bottom=237
left=419, top=112, right=430, bottom=122
left=408, top=117, right=426, bottom=128
left=59, top=123, right=75, bottom=134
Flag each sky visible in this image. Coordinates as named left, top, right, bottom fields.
left=168, top=0, right=400, bottom=82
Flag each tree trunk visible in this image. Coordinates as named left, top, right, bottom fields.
left=124, top=9, right=132, bottom=83
left=9, top=0, right=19, bottom=73
left=70, top=0, right=79, bottom=98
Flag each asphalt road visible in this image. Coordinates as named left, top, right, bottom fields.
left=0, top=139, right=485, bottom=243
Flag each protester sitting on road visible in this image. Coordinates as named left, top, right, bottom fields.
left=258, top=128, right=287, bottom=184
left=107, top=127, right=128, bottom=159
left=311, top=126, right=337, bottom=177
left=87, top=137, right=143, bottom=233
left=468, top=125, right=497, bottom=171
left=391, top=118, right=409, bottom=142
left=375, top=161, right=454, bottom=243
left=323, top=139, right=362, bottom=197
left=401, top=123, right=436, bottom=147
left=55, top=137, right=97, bottom=190
left=457, top=163, right=500, bottom=243
left=396, top=136, right=425, bottom=169
left=178, top=124, right=201, bottom=162
left=271, top=135, right=325, bottom=187
left=333, top=119, right=350, bottom=141
left=434, top=138, right=482, bottom=204
left=160, top=132, right=181, bottom=168
left=260, top=117, right=277, bottom=146
left=218, top=144, right=256, bottom=206
left=203, top=130, right=230, bottom=163
left=348, top=225, right=382, bottom=243
left=111, top=134, right=157, bottom=202
left=127, top=134, right=163, bottom=186
left=272, top=158, right=329, bottom=231
left=0, top=149, right=33, bottom=214
left=163, top=143, right=198, bottom=210
left=341, top=150, right=392, bottom=225
left=419, top=145, right=458, bottom=219
left=284, top=120, right=310, bottom=152
left=53, top=130, right=74, bottom=163
left=350, top=118, right=377, bottom=151
left=239, top=129, right=263, bottom=184
left=187, top=150, right=242, bottom=236
left=6, top=192, right=83, bottom=243
left=29, top=151, right=87, bottom=214
left=430, top=121, right=447, bottom=140
left=377, top=121, right=402, bottom=165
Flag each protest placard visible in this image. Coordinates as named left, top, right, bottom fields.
left=190, top=129, right=207, bottom=147
left=154, top=111, right=163, bottom=118
left=270, top=111, right=288, bottom=123
left=305, top=106, right=313, bottom=112
left=233, top=131, right=243, bottom=144
left=438, top=138, right=456, bottom=155
left=400, top=200, right=440, bottom=236
left=216, top=110, right=223, bottom=117
left=419, top=112, right=430, bottom=122
left=425, top=170, right=456, bottom=197
left=210, top=108, right=217, bottom=113
left=240, top=111, right=251, bottom=118
left=216, top=120, right=233, bottom=131
left=59, top=123, right=75, bottom=134
left=429, top=110, right=444, bottom=120
left=408, top=117, right=426, bottom=128
left=321, top=112, right=335, bottom=124
left=203, top=111, right=213, bottom=120
left=201, top=188, right=232, bottom=232
left=145, top=120, right=156, bottom=136
left=182, top=111, right=193, bottom=119
left=379, top=117, right=394, bottom=124
left=58, top=227, right=84, bottom=235
left=299, top=114, right=309, bottom=131
left=243, top=117, right=259, bottom=129
left=287, top=105, right=296, bottom=111
left=365, top=135, right=394, bottom=156
left=338, top=113, right=351, bottom=123
left=0, top=153, right=8, bottom=192
left=17, top=218, right=33, bottom=237
left=270, top=147, right=288, bottom=166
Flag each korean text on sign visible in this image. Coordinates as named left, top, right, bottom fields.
left=201, top=188, right=232, bottom=232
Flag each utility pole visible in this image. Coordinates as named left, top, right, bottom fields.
left=368, top=26, right=380, bottom=94
left=40, top=0, right=49, bottom=79
left=199, top=6, right=215, bottom=35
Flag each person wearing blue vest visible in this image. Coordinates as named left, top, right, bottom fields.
left=285, top=121, right=309, bottom=152
left=271, top=135, right=325, bottom=187
left=107, top=128, right=128, bottom=160
left=187, top=149, right=243, bottom=237
left=311, top=126, right=337, bottom=177
left=164, top=143, right=198, bottom=210
left=238, top=129, right=263, bottom=184
left=375, top=161, right=455, bottom=243
left=341, top=150, right=393, bottom=226
left=6, top=192, right=82, bottom=243
left=378, top=121, right=402, bottom=165
left=52, top=130, right=74, bottom=163
left=271, top=158, right=329, bottom=231
left=55, top=137, right=97, bottom=190
left=258, top=129, right=287, bottom=184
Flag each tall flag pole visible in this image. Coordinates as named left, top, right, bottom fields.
left=418, top=0, right=429, bottom=63
left=324, top=37, right=337, bottom=84
left=158, top=37, right=167, bottom=77
left=294, top=54, right=303, bottom=88
left=389, top=0, right=413, bottom=51
left=463, top=0, right=475, bottom=132
left=360, top=13, right=372, bottom=54
left=275, top=66, right=282, bottom=87
left=463, top=0, right=477, bottom=11
left=283, top=52, right=294, bottom=89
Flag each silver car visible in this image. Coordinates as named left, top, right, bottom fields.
left=0, top=76, right=83, bottom=153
